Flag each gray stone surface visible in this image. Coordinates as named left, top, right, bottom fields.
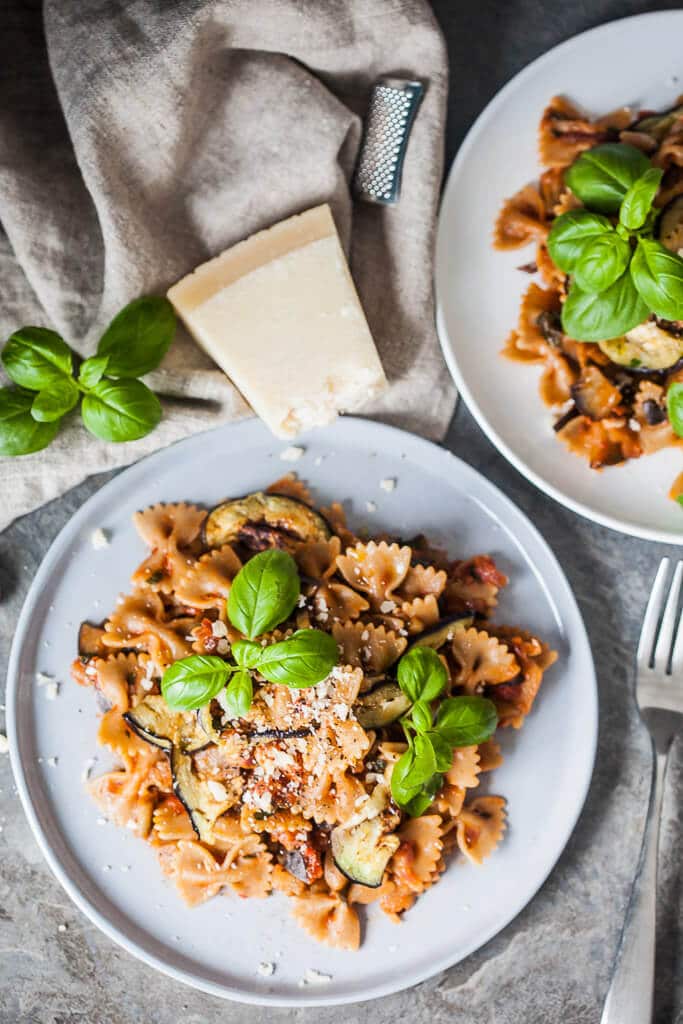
left=1, top=2, right=682, bottom=1022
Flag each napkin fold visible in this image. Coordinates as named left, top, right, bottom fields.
left=0, top=0, right=454, bottom=532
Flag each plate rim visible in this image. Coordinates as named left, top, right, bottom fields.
left=6, top=415, right=597, bottom=1006
left=435, top=9, right=683, bottom=546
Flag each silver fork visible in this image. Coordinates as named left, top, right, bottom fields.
left=601, top=558, right=683, bottom=1024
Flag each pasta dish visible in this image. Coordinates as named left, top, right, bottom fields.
left=495, top=96, right=683, bottom=498
left=72, top=476, right=556, bottom=949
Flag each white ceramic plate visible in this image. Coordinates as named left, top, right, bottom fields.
left=7, top=417, right=596, bottom=1006
left=436, top=11, right=683, bottom=544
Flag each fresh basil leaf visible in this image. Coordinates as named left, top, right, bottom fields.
left=223, top=669, right=253, bottom=718
left=97, top=296, right=176, bottom=378
left=2, top=327, right=73, bottom=390
left=390, top=744, right=422, bottom=806
left=80, top=378, right=162, bottom=442
left=396, top=645, right=448, bottom=704
left=561, top=272, right=650, bottom=342
left=435, top=696, right=498, bottom=747
left=410, top=733, right=438, bottom=784
left=573, top=231, right=631, bottom=293
left=256, top=629, right=338, bottom=687
left=31, top=378, right=79, bottom=422
left=631, top=238, right=683, bottom=321
left=426, top=731, right=453, bottom=773
left=0, top=387, right=61, bottom=456
left=78, top=354, right=109, bottom=389
left=410, top=701, right=432, bottom=733
left=231, top=639, right=264, bottom=669
left=619, top=166, right=664, bottom=231
left=161, top=655, right=230, bottom=710
left=565, top=143, right=651, bottom=214
left=227, top=549, right=300, bottom=639
left=677, top=495, right=683, bottom=509
left=402, top=789, right=437, bottom=817
left=666, top=382, right=683, bottom=438
left=546, top=210, right=614, bottom=273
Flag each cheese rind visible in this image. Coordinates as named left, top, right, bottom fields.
left=168, top=205, right=386, bottom=438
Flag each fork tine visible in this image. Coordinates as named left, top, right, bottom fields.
left=637, top=558, right=670, bottom=669
left=653, top=559, right=683, bottom=671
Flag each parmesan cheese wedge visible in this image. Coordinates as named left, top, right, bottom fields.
left=168, top=204, right=387, bottom=438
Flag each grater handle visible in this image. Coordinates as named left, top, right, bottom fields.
left=353, top=77, right=425, bottom=205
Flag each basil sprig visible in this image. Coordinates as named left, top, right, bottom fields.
left=161, top=550, right=338, bottom=715
left=546, top=144, right=683, bottom=344
left=0, top=296, right=175, bottom=456
left=389, top=645, right=498, bottom=816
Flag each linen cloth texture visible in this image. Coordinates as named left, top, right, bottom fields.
left=0, top=0, right=453, bottom=531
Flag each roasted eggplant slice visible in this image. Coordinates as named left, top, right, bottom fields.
left=599, top=321, right=683, bottom=371
left=330, top=816, right=400, bottom=888
left=633, top=105, right=683, bottom=142
left=570, top=365, right=623, bottom=419
left=78, top=621, right=108, bottom=657
left=659, top=196, right=683, bottom=254
left=203, top=492, right=331, bottom=551
left=124, top=695, right=208, bottom=754
left=170, top=746, right=220, bottom=843
left=409, top=615, right=474, bottom=651
left=354, top=683, right=411, bottom=729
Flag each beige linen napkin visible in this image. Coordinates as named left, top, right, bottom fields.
left=0, top=0, right=454, bottom=532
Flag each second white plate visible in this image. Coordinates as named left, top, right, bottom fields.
left=436, top=10, right=683, bottom=544
left=8, top=416, right=596, bottom=1005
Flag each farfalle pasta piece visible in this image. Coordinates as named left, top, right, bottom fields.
left=397, top=563, right=447, bottom=601
left=314, top=582, right=369, bottom=623
left=336, top=541, right=411, bottom=609
left=538, top=95, right=631, bottom=167
left=174, top=544, right=242, bottom=611
left=493, top=184, right=547, bottom=249
left=399, top=594, right=440, bottom=634
left=444, top=555, right=508, bottom=616
left=102, top=591, right=194, bottom=666
left=88, top=765, right=156, bottom=837
left=90, top=651, right=153, bottom=711
left=488, top=627, right=557, bottom=727
left=266, top=473, right=313, bottom=505
left=445, top=745, right=481, bottom=789
left=289, top=892, right=360, bottom=951
left=434, top=782, right=466, bottom=819
left=295, top=536, right=341, bottom=579
left=151, top=796, right=195, bottom=843
left=450, top=627, right=520, bottom=693
left=455, top=796, right=507, bottom=866
left=393, top=815, right=443, bottom=893
left=331, top=621, right=407, bottom=674
left=157, top=839, right=229, bottom=906
left=478, top=738, right=503, bottom=772
left=132, top=502, right=207, bottom=591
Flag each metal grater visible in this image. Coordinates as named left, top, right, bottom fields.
left=353, top=77, right=424, bottom=205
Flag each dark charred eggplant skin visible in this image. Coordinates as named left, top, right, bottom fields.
left=553, top=404, right=581, bottom=433
left=252, top=727, right=312, bottom=740
left=408, top=615, right=474, bottom=651
left=78, top=621, right=108, bottom=657
left=634, top=104, right=683, bottom=141
left=170, top=745, right=213, bottom=842
left=123, top=696, right=208, bottom=754
left=536, top=310, right=564, bottom=348
left=202, top=492, right=331, bottom=550
left=123, top=709, right=172, bottom=751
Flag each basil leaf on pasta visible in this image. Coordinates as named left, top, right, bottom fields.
left=223, top=670, right=253, bottom=718
left=435, top=696, right=498, bottom=748
left=255, top=629, right=337, bottom=687
left=161, top=655, right=231, bottom=710
left=397, top=645, right=448, bottom=704
left=227, top=549, right=300, bottom=639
